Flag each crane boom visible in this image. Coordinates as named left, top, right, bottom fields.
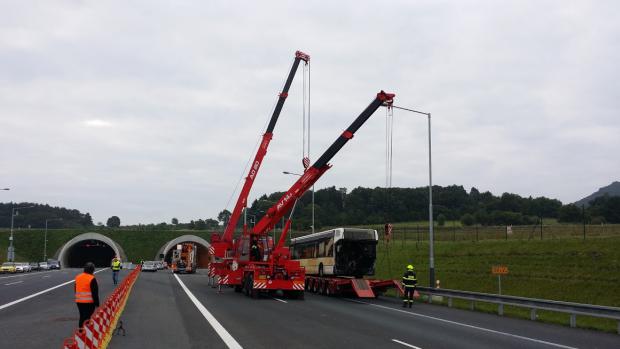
left=252, top=90, right=395, bottom=237
left=221, top=51, right=310, bottom=243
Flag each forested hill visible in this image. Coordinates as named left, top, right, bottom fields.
left=0, top=203, right=93, bottom=228
left=574, top=181, right=620, bottom=207
left=247, top=185, right=620, bottom=230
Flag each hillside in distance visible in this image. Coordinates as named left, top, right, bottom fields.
left=574, top=181, right=620, bottom=207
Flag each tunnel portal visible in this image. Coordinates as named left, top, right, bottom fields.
left=57, top=232, right=126, bottom=269
left=65, top=239, right=116, bottom=268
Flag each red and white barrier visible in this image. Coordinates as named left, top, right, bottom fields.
left=62, top=266, right=141, bottom=349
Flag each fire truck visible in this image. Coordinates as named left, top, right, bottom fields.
left=171, top=243, right=197, bottom=274
left=215, top=90, right=395, bottom=299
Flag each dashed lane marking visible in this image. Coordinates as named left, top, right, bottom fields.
left=347, top=299, right=578, bottom=349
left=392, top=339, right=423, bottom=348
left=4, top=281, right=24, bottom=286
left=0, top=269, right=106, bottom=311
left=271, top=297, right=288, bottom=303
left=0, top=270, right=59, bottom=279
left=173, top=274, right=243, bottom=349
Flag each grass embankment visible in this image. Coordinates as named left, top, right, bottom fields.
left=375, top=236, right=620, bottom=332
left=0, top=228, right=212, bottom=262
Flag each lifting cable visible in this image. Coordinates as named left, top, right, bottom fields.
left=381, top=104, right=395, bottom=278
left=302, top=60, right=311, bottom=167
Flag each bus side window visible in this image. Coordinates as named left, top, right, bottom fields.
left=317, top=239, right=325, bottom=258
left=326, top=237, right=334, bottom=257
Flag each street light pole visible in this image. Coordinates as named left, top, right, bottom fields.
left=9, top=205, right=35, bottom=262
left=387, top=105, right=435, bottom=288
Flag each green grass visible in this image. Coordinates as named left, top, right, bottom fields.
left=375, top=236, right=620, bottom=332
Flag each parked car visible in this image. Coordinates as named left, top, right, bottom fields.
left=47, top=259, right=60, bottom=270
left=15, top=263, right=26, bottom=273
left=39, top=262, right=50, bottom=270
left=142, top=261, right=158, bottom=272
left=1, top=262, right=17, bottom=273
left=29, top=262, right=41, bottom=271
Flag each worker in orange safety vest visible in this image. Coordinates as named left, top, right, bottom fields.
left=75, top=262, right=100, bottom=328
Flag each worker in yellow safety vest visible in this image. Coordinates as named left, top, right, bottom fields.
left=111, top=256, right=122, bottom=285
left=75, top=262, right=99, bottom=328
left=402, top=264, right=418, bottom=308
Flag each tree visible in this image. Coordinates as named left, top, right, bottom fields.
left=558, top=204, right=582, bottom=223
left=171, top=217, right=179, bottom=225
left=205, top=218, right=219, bottom=229
left=106, top=216, right=121, bottom=228
left=194, top=219, right=206, bottom=230
left=82, top=213, right=93, bottom=227
left=460, top=213, right=475, bottom=226
left=437, top=214, right=446, bottom=226
left=217, top=209, right=232, bottom=225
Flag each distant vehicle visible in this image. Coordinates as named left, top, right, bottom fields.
left=16, top=263, right=32, bottom=272
left=47, top=259, right=60, bottom=270
left=155, top=261, right=164, bottom=270
left=171, top=243, right=197, bottom=274
left=29, top=262, right=41, bottom=271
left=1, top=262, right=17, bottom=273
left=39, top=262, right=50, bottom=270
left=142, top=261, right=158, bottom=272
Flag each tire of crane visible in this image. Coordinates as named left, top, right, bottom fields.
left=312, top=279, right=318, bottom=293
left=248, top=274, right=258, bottom=299
left=243, top=275, right=251, bottom=297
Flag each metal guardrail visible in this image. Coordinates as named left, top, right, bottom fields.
left=416, top=286, right=620, bottom=334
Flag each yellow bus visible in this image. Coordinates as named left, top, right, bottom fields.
left=290, top=228, right=378, bottom=278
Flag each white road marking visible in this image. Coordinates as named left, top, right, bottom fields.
left=173, top=274, right=243, bottom=349
left=348, top=300, right=578, bottom=349
left=271, top=297, right=288, bottom=303
left=4, top=281, right=24, bottom=286
left=392, top=339, right=422, bottom=349
left=0, top=269, right=107, bottom=311
left=0, top=270, right=58, bottom=279
left=43, top=275, right=50, bottom=278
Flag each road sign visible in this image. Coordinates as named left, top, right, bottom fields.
left=492, top=265, right=509, bottom=275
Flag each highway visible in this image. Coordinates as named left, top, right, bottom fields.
left=109, top=270, right=619, bottom=349
left=1, top=268, right=618, bottom=348
left=0, top=268, right=128, bottom=348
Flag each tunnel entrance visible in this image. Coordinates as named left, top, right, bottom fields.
left=163, top=243, right=210, bottom=268
left=57, top=232, right=126, bottom=268
left=65, top=239, right=116, bottom=268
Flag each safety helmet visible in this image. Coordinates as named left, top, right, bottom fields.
left=407, top=264, right=414, bottom=270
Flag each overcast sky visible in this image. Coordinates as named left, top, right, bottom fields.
left=1, top=1, right=618, bottom=225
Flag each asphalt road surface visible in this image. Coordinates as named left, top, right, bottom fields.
left=0, top=268, right=128, bottom=348
left=108, top=270, right=619, bottom=349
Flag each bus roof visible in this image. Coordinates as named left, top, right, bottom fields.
left=290, top=228, right=377, bottom=244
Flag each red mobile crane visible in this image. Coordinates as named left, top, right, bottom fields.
left=218, top=91, right=395, bottom=299
left=209, top=51, right=310, bottom=283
